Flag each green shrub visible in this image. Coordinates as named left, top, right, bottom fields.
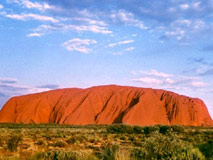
left=66, top=135, right=85, bottom=144
left=52, top=141, right=67, bottom=148
left=143, top=126, right=159, bottom=134
left=75, top=135, right=86, bottom=143
left=199, top=140, right=213, bottom=159
left=133, top=126, right=143, bottom=134
left=159, top=125, right=170, bottom=134
left=52, top=133, right=65, bottom=138
left=171, top=125, right=185, bottom=133
left=66, top=137, right=76, bottom=144
left=143, top=133, right=205, bottom=160
left=128, top=136, right=135, bottom=142
left=89, top=138, right=96, bottom=143
left=130, top=148, right=146, bottom=160
left=43, top=134, right=51, bottom=141
left=0, top=137, right=3, bottom=147
left=133, top=141, right=143, bottom=147
left=28, top=150, right=77, bottom=160
left=28, top=150, right=99, bottom=160
left=66, top=137, right=77, bottom=144
left=107, top=124, right=134, bottom=134
left=36, top=140, right=44, bottom=145
left=185, top=148, right=205, bottom=160
left=119, top=135, right=126, bottom=140
left=96, top=144, right=120, bottom=160
left=7, top=135, right=22, bottom=152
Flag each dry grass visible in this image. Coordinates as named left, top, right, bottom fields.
left=0, top=124, right=212, bottom=160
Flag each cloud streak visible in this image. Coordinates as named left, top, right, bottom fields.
left=4, top=13, right=58, bottom=23
left=33, top=23, right=112, bottom=35
left=0, top=78, right=18, bottom=84
left=27, top=32, right=43, bottom=37
left=62, top=38, right=97, bottom=53
left=37, top=84, right=60, bottom=89
left=109, top=39, right=134, bottom=48
left=7, top=0, right=58, bottom=11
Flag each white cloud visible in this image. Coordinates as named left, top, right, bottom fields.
left=5, top=13, right=58, bottom=23
left=21, top=0, right=54, bottom=11
left=112, top=52, right=123, bottom=55
left=34, top=24, right=57, bottom=31
left=180, top=4, right=190, bottom=10
left=131, top=69, right=207, bottom=89
left=62, top=38, right=97, bottom=53
left=7, top=0, right=58, bottom=11
left=0, top=4, right=3, bottom=9
left=112, top=46, right=135, bottom=56
left=139, top=69, right=172, bottom=78
left=162, top=18, right=209, bottom=41
left=165, top=28, right=185, bottom=40
left=34, top=24, right=112, bottom=35
left=72, top=17, right=107, bottom=26
left=27, top=32, right=43, bottom=37
left=132, top=77, right=163, bottom=85
left=109, top=39, right=134, bottom=47
left=192, top=2, right=201, bottom=9
left=191, top=81, right=206, bottom=87
left=125, top=47, right=135, bottom=52
left=173, top=19, right=192, bottom=27
left=193, top=20, right=206, bottom=30
left=73, top=25, right=111, bottom=34
left=110, top=10, right=148, bottom=30
left=78, top=8, right=99, bottom=18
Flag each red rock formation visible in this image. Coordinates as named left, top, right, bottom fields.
left=0, top=85, right=212, bottom=126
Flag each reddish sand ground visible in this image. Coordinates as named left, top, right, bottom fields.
left=0, top=85, right=212, bottom=126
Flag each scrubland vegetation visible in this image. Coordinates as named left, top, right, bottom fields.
left=0, top=124, right=212, bottom=160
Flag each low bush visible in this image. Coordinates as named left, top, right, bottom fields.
left=66, top=137, right=76, bottom=144
left=28, top=150, right=98, bottom=160
left=199, top=140, right=213, bottom=159
left=66, top=135, right=85, bottom=144
left=52, top=141, right=67, bottom=148
left=133, top=126, right=143, bottom=134
left=171, top=125, right=185, bottom=133
left=182, top=148, right=205, bottom=160
left=36, top=139, right=44, bottom=145
left=143, top=126, right=159, bottom=134
left=130, top=148, right=146, bottom=160
left=107, top=125, right=160, bottom=134
left=0, top=137, right=3, bottom=147
left=159, top=125, right=170, bottom=134
left=119, top=135, right=126, bottom=140
left=128, top=136, right=135, bottom=142
left=7, top=135, right=22, bottom=152
left=143, top=133, right=205, bottom=160
left=107, top=124, right=134, bottom=134
left=96, top=144, right=120, bottom=160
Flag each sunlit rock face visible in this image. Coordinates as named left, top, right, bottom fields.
left=0, top=85, right=212, bottom=126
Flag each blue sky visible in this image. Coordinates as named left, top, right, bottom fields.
left=0, top=0, right=213, bottom=117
